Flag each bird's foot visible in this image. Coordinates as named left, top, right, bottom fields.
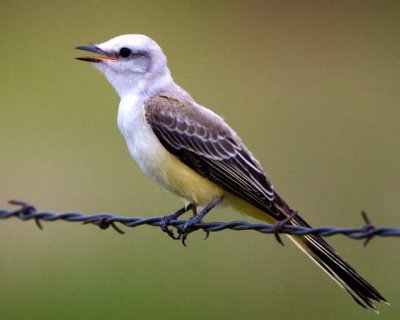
left=166, top=199, right=220, bottom=245
left=160, top=204, right=193, bottom=240
left=273, top=211, right=298, bottom=246
left=160, top=214, right=181, bottom=239
left=177, top=214, right=209, bottom=246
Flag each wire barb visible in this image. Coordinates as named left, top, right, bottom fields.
left=83, top=215, right=125, bottom=234
left=1, top=201, right=399, bottom=243
left=272, top=210, right=298, bottom=246
left=8, top=200, right=43, bottom=230
left=361, top=211, right=376, bottom=246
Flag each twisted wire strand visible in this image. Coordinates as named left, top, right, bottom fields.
left=1, top=201, right=399, bottom=245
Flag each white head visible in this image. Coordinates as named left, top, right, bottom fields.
left=76, top=34, right=173, bottom=98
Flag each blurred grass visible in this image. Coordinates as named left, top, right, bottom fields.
left=1, top=0, right=399, bottom=319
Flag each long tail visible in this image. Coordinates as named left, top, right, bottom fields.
left=286, top=210, right=388, bottom=312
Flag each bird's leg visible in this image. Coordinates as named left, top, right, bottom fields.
left=179, top=197, right=222, bottom=246
left=191, top=205, right=198, bottom=217
left=273, top=210, right=298, bottom=246
left=190, top=205, right=209, bottom=241
left=160, top=203, right=194, bottom=239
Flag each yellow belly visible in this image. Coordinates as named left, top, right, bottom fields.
left=155, top=149, right=224, bottom=206
left=150, top=146, right=276, bottom=225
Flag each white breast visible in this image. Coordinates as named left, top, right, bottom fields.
left=117, top=95, right=166, bottom=179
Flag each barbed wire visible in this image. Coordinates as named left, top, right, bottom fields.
left=1, top=200, right=399, bottom=246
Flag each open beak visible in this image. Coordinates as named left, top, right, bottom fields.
left=75, top=45, right=117, bottom=63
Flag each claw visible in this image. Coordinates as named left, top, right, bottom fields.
left=180, top=232, right=189, bottom=247
left=160, top=215, right=179, bottom=240
left=176, top=214, right=205, bottom=246
left=177, top=225, right=209, bottom=246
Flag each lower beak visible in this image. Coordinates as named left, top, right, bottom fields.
left=75, top=45, right=116, bottom=63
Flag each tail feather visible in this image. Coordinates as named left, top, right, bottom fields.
left=288, top=214, right=387, bottom=311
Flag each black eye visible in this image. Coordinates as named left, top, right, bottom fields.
left=119, top=47, right=132, bottom=58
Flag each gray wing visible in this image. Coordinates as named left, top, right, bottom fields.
left=144, top=95, right=283, bottom=218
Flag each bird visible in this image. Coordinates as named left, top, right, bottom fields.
left=76, top=34, right=387, bottom=311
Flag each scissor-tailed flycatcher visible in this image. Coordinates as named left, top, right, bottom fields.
left=76, top=34, right=387, bottom=311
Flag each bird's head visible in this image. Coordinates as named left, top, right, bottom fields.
left=76, top=34, right=172, bottom=98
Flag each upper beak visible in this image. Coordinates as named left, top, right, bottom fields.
left=75, top=45, right=116, bottom=62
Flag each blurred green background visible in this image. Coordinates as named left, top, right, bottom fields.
left=1, top=1, right=399, bottom=319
